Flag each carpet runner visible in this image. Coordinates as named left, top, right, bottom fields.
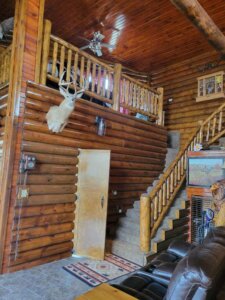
left=63, top=253, right=140, bottom=287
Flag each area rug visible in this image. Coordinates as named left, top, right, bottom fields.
left=63, top=253, right=140, bottom=287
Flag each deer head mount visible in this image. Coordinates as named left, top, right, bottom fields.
left=46, top=71, right=84, bottom=133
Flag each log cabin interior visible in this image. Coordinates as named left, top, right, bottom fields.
left=1, top=0, right=225, bottom=299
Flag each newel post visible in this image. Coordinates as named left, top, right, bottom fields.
left=140, top=193, right=151, bottom=253
left=40, top=19, right=52, bottom=85
left=112, top=63, right=122, bottom=111
left=157, top=87, right=164, bottom=126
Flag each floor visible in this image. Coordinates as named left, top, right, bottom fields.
left=0, top=256, right=133, bottom=300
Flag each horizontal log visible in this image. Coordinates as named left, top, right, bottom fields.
left=10, top=232, right=73, bottom=253
left=6, top=251, right=71, bottom=272
left=17, top=194, right=76, bottom=206
left=11, top=222, right=74, bottom=242
left=21, top=185, right=77, bottom=195
left=13, top=212, right=75, bottom=229
left=10, top=241, right=73, bottom=266
left=26, top=174, right=76, bottom=185
left=14, top=203, right=75, bottom=217
left=23, top=151, right=78, bottom=165
left=29, top=164, right=78, bottom=175
left=22, top=140, right=79, bottom=156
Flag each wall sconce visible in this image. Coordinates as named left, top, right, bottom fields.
left=95, top=116, right=106, bottom=136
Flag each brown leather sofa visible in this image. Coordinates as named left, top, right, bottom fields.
left=112, top=227, right=225, bottom=300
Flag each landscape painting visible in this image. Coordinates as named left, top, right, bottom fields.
left=188, top=158, right=225, bottom=187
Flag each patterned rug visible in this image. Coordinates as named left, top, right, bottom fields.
left=63, top=253, right=140, bottom=287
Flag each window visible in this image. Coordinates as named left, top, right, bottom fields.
left=196, top=71, right=225, bottom=102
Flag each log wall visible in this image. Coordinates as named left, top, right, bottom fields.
left=151, top=51, right=225, bottom=146
left=3, top=81, right=167, bottom=272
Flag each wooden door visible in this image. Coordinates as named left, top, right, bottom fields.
left=74, top=149, right=110, bottom=260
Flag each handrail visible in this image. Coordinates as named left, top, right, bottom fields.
left=40, top=21, right=163, bottom=123
left=0, top=44, right=12, bottom=86
left=140, top=100, right=225, bottom=252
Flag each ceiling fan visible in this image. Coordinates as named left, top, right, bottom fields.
left=80, top=31, right=115, bottom=57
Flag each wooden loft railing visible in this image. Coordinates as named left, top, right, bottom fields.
left=140, top=100, right=225, bottom=253
left=39, top=21, right=164, bottom=125
left=0, top=45, right=12, bottom=87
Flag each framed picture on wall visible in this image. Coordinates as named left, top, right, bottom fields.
left=196, top=71, right=225, bottom=102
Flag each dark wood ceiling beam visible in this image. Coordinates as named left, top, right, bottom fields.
left=170, top=0, right=225, bottom=56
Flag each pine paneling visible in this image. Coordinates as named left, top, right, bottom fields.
left=151, top=51, right=225, bottom=146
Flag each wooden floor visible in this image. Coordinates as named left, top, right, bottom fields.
left=0, top=257, right=133, bottom=300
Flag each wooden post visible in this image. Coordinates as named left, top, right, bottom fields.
left=0, top=0, right=46, bottom=274
left=112, top=63, right=122, bottom=111
left=40, top=19, right=52, bottom=85
left=140, top=193, right=151, bottom=253
left=35, top=0, right=45, bottom=83
left=170, top=0, right=225, bottom=56
left=157, top=87, right=164, bottom=126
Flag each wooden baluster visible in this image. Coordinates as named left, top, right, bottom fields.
left=102, top=68, right=107, bottom=97
left=133, top=84, right=137, bottom=107
left=212, top=115, right=217, bottom=137
left=170, top=172, right=174, bottom=193
left=129, top=82, right=133, bottom=106
left=150, top=201, right=154, bottom=228
left=97, top=66, right=102, bottom=95
left=184, top=150, right=188, bottom=170
left=154, top=196, right=158, bottom=221
left=106, top=72, right=111, bottom=99
left=174, top=164, right=177, bottom=186
left=86, top=59, right=91, bottom=90
left=158, top=189, right=162, bottom=213
left=66, top=49, right=72, bottom=82
left=218, top=110, right=223, bottom=132
left=52, top=41, right=58, bottom=78
left=125, top=81, right=129, bottom=106
left=80, top=56, right=85, bottom=88
left=177, top=160, right=181, bottom=181
left=180, top=156, right=184, bottom=176
left=91, top=63, right=96, bottom=92
left=73, top=52, right=79, bottom=83
left=59, top=45, right=65, bottom=77
left=162, top=183, right=166, bottom=206
left=120, top=78, right=125, bottom=104
left=140, top=194, right=151, bottom=253
left=136, top=86, right=140, bottom=109
left=166, top=177, right=170, bottom=200
left=112, top=63, right=122, bottom=111
left=206, top=121, right=210, bottom=141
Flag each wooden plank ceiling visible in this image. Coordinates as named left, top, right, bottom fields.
left=1, top=0, right=225, bottom=72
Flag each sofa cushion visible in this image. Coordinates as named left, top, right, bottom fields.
left=166, top=242, right=225, bottom=300
left=167, top=239, right=195, bottom=258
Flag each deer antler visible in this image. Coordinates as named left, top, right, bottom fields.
left=46, top=71, right=84, bottom=133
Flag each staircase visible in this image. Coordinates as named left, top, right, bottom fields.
left=108, top=101, right=225, bottom=265
left=107, top=146, right=181, bottom=265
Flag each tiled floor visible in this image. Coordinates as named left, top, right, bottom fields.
left=0, top=256, right=133, bottom=300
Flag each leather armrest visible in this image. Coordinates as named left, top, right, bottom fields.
left=152, top=262, right=176, bottom=280
left=136, top=270, right=170, bottom=287
left=167, top=239, right=195, bottom=258
left=111, top=284, right=156, bottom=300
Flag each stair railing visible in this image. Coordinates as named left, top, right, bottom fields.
left=140, top=100, right=225, bottom=253
left=39, top=20, right=164, bottom=124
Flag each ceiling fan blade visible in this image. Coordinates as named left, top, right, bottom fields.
left=96, top=49, right=102, bottom=56
left=101, top=43, right=115, bottom=49
left=80, top=45, right=90, bottom=50
left=77, top=36, right=91, bottom=43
